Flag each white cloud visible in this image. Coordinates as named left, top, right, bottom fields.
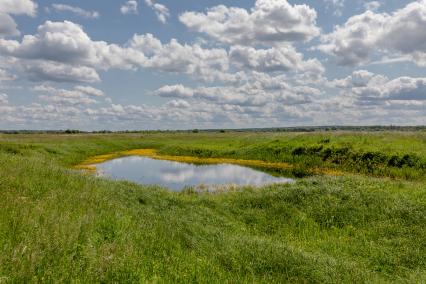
left=0, top=0, right=37, bottom=16
left=52, top=4, right=100, bottom=19
left=364, top=1, right=381, bottom=11
left=0, top=93, right=8, bottom=105
left=1, top=78, right=425, bottom=130
left=0, top=21, right=115, bottom=66
left=154, top=72, right=319, bottom=108
left=145, top=0, right=170, bottom=24
left=23, top=61, right=101, bottom=83
left=324, top=0, right=345, bottom=16
left=0, top=0, right=37, bottom=37
left=0, top=13, right=20, bottom=37
left=384, top=77, right=426, bottom=101
left=155, top=84, right=194, bottom=98
left=0, top=21, right=136, bottom=82
left=0, top=21, right=234, bottom=83
left=318, top=1, right=426, bottom=66
left=1, top=18, right=323, bottom=88
left=34, top=84, right=102, bottom=106
left=128, top=33, right=230, bottom=81
left=195, top=86, right=262, bottom=106
left=331, top=70, right=386, bottom=88
left=39, top=94, right=97, bottom=106
left=179, top=0, right=320, bottom=46
left=121, top=0, right=138, bottom=15
left=333, top=70, right=426, bottom=102
left=0, top=68, right=16, bottom=81
left=74, top=86, right=104, bottom=97
left=229, top=45, right=324, bottom=74
left=317, top=11, right=385, bottom=66
left=166, top=99, right=190, bottom=109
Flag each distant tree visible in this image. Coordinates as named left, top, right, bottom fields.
left=64, top=129, right=80, bottom=134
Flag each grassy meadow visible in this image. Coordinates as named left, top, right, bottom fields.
left=0, top=131, right=425, bottom=282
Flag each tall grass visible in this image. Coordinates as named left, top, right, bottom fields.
left=0, top=132, right=425, bottom=282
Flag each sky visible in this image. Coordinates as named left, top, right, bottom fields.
left=0, top=0, right=425, bottom=130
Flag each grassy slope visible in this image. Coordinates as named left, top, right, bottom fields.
left=0, top=132, right=425, bottom=282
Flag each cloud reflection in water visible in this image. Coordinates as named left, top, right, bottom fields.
left=95, top=156, right=294, bottom=191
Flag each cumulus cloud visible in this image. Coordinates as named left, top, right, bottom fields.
left=0, top=14, right=20, bottom=37
left=384, top=78, right=426, bottom=101
left=0, top=21, right=127, bottom=67
left=128, top=33, right=229, bottom=81
left=333, top=70, right=426, bottom=102
left=318, top=1, right=426, bottom=66
left=1, top=79, right=425, bottom=130
left=179, top=0, right=320, bottom=46
left=51, top=4, right=100, bottom=19
left=229, top=45, right=324, bottom=74
left=74, top=86, right=104, bottom=97
left=0, top=0, right=37, bottom=16
left=121, top=0, right=138, bottom=15
left=23, top=62, right=101, bottom=83
left=145, top=0, right=170, bottom=24
left=166, top=99, right=190, bottom=109
left=12, top=97, right=309, bottom=130
left=154, top=72, right=319, bottom=108
left=34, top=84, right=102, bottom=106
left=317, top=11, right=385, bottom=66
left=0, top=0, right=37, bottom=37
left=1, top=1, right=424, bottom=129
left=193, top=86, right=312, bottom=106
left=0, top=21, right=136, bottom=82
left=155, top=84, right=194, bottom=98
left=0, top=17, right=323, bottom=88
left=0, top=21, right=235, bottom=83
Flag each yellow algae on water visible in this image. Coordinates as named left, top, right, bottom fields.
left=85, top=153, right=118, bottom=164
left=122, top=149, right=157, bottom=156
left=152, top=154, right=294, bottom=170
left=74, top=149, right=158, bottom=171
left=74, top=148, right=293, bottom=172
left=75, top=148, right=343, bottom=176
left=122, top=149, right=294, bottom=170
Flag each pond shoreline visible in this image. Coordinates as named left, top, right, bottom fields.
left=74, top=148, right=343, bottom=177
left=92, top=155, right=295, bottom=191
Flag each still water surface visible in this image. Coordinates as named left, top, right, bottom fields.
left=94, top=156, right=294, bottom=191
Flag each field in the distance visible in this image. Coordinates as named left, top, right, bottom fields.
left=0, top=131, right=425, bottom=282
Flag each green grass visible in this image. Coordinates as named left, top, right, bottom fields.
left=0, top=131, right=425, bottom=282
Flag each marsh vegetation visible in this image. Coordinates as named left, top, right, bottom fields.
left=0, top=131, right=425, bottom=282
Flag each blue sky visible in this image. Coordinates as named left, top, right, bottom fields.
left=0, top=0, right=425, bottom=130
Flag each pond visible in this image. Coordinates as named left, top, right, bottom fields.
left=93, top=156, right=294, bottom=191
